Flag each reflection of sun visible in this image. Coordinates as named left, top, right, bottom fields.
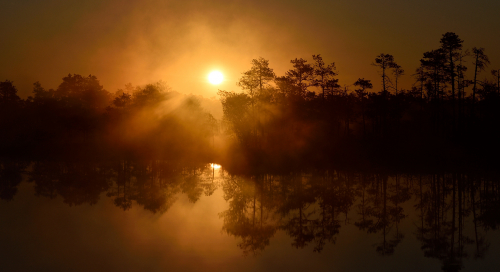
left=208, top=71, right=224, bottom=85
left=211, top=163, right=221, bottom=169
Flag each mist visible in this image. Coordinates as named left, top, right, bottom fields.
left=0, top=75, right=225, bottom=162
left=3, top=1, right=500, bottom=271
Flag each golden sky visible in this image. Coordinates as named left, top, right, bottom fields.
left=2, top=0, right=499, bottom=98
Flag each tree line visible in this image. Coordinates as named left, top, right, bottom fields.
left=218, top=32, right=500, bottom=172
left=0, top=74, right=217, bottom=161
left=1, top=31, right=499, bottom=171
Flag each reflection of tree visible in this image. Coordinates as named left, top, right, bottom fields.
left=127, top=161, right=178, bottom=214
left=28, top=161, right=111, bottom=206
left=279, top=174, right=316, bottom=249
left=181, top=168, right=205, bottom=203
left=386, top=174, right=411, bottom=253
left=471, top=174, right=498, bottom=259
left=220, top=175, right=277, bottom=255
left=125, top=161, right=219, bottom=213
left=355, top=173, right=375, bottom=230
left=3, top=158, right=500, bottom=269
left=106, top=161, right=133, bottom=210
left=476, top=175, right=500, bottom=231
left=181, top=164, right=221, bottom=202
left=0, top=160, right=28, bottom=200
left=26, top=160, right=217, bottom=214
left=311, top=171, right=354, bottom=252
left=354, top=173, right=409, bottom=255
left=414, top=173, right=490, bottom=272
left=219, top=171, right=358, bottom=253
left=417, top=174, right=452, bottom=261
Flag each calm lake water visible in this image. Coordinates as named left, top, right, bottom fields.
left=1, top=161, right=499, bottom=272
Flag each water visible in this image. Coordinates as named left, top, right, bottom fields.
left=1, top=160, right=499, bottom=271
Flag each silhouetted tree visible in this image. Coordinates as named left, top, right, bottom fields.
left=421, top=49, right=447, bottom=101
left=312, top=54, right=338, bottom=99
left=354, top=78, right=373, bottom=137
left=112, top=92, right=132, bottom=108
left=55, top=74, right=110, bottom=110
left=275, top=76, right=302, bottom=98
left=218, top=90, right=252, bottom=143
left=131, top=82, right=167, bottom=108
left=392, top=64, right=405, bottom=95
left=440, top=32, right=463, bottom=102
left=237, top=58, right=275, bottom=144
left=237, top=67, right=259, bottom=107
left=286, top=58, right=314, bottom=96
left=246, top=57, right=275, bottom=94
left=471, top=47, right=490, bottom=106
left=455, top=50, right=470, bottom=129
left=373, top=54, right=396, bottom=96
left=492, top=69, right=500, bottom=94
left=0, top=80, right=21, bottom=104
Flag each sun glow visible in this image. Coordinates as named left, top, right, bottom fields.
left=208, top=71, right=224, bottom=85
left=210, top=163, right=221, bottom=169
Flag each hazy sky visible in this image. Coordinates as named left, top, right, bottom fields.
left=2, top=0, right=499, bottom=98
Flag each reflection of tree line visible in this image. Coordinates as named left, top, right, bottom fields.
left=2, top=161, right=500, bottom=270
left=1, top=160, right=219, bottom=213
left=416, top=174, right=500, bottom=271
left=219, top=171, right=500, bottom=271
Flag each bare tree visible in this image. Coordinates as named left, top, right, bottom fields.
left=373, top=54, right=396, bottom=97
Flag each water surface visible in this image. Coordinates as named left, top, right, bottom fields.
left=1, top=161, right=499, bottom=272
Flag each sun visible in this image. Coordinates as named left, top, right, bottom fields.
left=208, top=71, right=224, bottom=85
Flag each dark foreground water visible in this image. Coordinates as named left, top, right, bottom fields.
left=1, top=161, right=499, bottom=272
